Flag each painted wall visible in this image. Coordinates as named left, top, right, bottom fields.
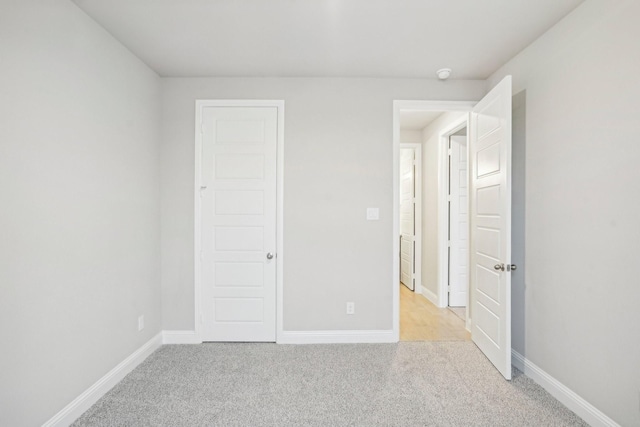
left=489, top=0, right=640, bottom=425
left=0, top=2, right=161, bottom=426
left=419, top=112, right=467, bottom=300
left=160, top=78, right=486, bottom=331
left=399, top=129, right=422, bottom=144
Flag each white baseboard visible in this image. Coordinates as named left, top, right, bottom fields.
left=512, top=350, right=619, bottom=427
left=421, top=287, right=439, bottom=306
left=43, top=333, right=162, bottom=427
left=162, top=330, right=201, bottom=344
left=278, top=329, right=396, bottom=344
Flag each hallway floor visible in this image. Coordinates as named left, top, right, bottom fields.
left=400, top=284, right=471, bottom=341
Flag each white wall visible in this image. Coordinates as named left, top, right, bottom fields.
left=419, top=112, right=467, bottom=299
left=400, top=129, right=422, bottom=144
left=0, top=2, right=161, bottom=426
left=490, top=0, right=640, bottom=425
left=160, top=78, right=486, bottom=331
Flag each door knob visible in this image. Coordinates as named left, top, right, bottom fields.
left=494, top=263, right=505, bottom=271
left=508, top=264, right=517, bottom=272
left=266, top=252, right=274, bottom=260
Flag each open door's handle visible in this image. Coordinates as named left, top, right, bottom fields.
left=266, top=252, right=274, bottom=260
left=495, top=263, right=517, bottom=272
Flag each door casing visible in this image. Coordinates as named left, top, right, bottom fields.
left=194, top=99, right=285, bottom=344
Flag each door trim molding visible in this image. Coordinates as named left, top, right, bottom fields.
left=392, top=101, right=475, bottom=341
left=194, top=100, right=285, bottom=344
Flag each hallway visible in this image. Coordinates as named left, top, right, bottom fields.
left=399, top=285, right=470, bottom=341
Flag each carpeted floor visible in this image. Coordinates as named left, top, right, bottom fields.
left=73, top=342, right=587, bottom=426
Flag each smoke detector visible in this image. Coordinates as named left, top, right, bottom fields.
left=436, top=68, right=452, bottom=80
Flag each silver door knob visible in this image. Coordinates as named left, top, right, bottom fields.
left=266, top=252, right=274, bottom=260
left=494, top=263, right=505, bottom=271
left=508, top=264, right=517, bottom=271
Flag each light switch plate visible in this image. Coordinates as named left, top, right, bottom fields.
left=366, top=208, right=379, bottom=220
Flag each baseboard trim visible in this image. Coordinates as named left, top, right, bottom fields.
left=162, top=330, right=201, bottom=344
left=421, top=287, right=439, bottom=306
left=42, top=333, right=162, bottom=427
left=278, top=329, right=396, bottom=344
left=512, top=350, right=619, bottom=427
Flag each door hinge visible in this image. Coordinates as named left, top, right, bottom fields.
left=448, top=148, right=452, bottom=155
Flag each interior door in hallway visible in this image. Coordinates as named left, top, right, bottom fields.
left=400, top=148, right=415, bottom=290
left=448, top=135, right=468, bottom=307
left=470, top=76, right=513, bottom=379
left=200, top=106, right=277, bottom=342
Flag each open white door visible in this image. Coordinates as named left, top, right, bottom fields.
left=448, top=135, right=468, bottom=307
left=469, top=76, right=513, bottom=379
left=399, top=148, right=415, bottom=291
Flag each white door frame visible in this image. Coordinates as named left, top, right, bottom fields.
left=437, top=116, right=471, bottom=330
left=399, top=143, right=422, bottom=294
left=392, top=100, right=475, bottom=341
left=194, top=99, right=285, bottom=343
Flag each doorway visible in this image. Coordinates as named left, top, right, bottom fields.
left=395, top=104, right=473, bottom=341
left=438, top=120, right=470, bottom=327
left=399, top=142, right=422, bottom=293
left=393, top=76, right=514, bottom=379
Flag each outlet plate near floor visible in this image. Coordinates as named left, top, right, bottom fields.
left=346, top=302, right=355, bottom=315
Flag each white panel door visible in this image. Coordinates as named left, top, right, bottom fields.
left=470, top=76, right=512, bottom=379
left=201, top=106, right=277, bottom=342
left=449, top=135, right=468, bottom=307
left=399, top=148, right=415, bottom=290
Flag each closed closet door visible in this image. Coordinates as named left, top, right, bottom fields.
left=200, top=106, right=278, bottom=342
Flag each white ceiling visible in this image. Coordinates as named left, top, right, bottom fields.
left=400, top=111, right=443, bottom=131
left=73, top=0, right=584, bottom=79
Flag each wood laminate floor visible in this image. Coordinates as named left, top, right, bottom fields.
left=399, top=284, right=471, bottom=341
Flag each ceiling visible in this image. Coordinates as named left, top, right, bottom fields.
left=73, top=0, right=584, bottom=79
left=400, top=111, right=443, bottom=131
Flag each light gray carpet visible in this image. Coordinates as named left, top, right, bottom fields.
left=73, top=342, right=587, bottom=426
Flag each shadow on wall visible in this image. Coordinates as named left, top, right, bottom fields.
left=512, top=90, right=526, bottom=357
